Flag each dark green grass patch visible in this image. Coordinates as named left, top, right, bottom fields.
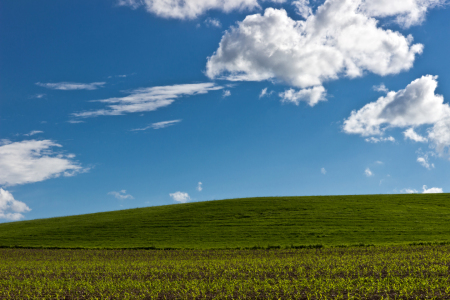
left=1, top=194, right=450, bottom=249
left=2, top=245, right=450, bottom=299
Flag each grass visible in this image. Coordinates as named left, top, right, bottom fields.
left=1, top=193, right=450, bottom=249
left=3, top=245, right=450, bottom=299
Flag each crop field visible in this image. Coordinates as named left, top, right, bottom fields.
left=2, top=194, right=450, bottom=249
left=2, top=245, right=450, bottom=299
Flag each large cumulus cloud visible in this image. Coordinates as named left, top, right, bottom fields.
left=343, top=75, right=450, bottom=158
left=206, top=0, right=423, bottom=105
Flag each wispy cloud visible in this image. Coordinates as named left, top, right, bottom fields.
left=401, top=188, right=418, bottom=194
left=132, top=119, right=182, bottom=131
left=259, top=87, right=273, bottom=98
left=321, top=168, right=326, bottom=175
left=108, top=190, right=134, bottom=200
left=404, top=128, right=428, bottom=143
left=170, top=191, right=190, bottom=203
left=0, top=139, right=88, bottom=186
left=0, top=188, right=31, bottom=221
left=36, top=82, right=106, bottom=90
left=373, top=83, right=388, bottom=93
left=364, top=136, right=395, bottom=143
left=204, top=17, right=221, bottom=28
left=72, top=83, right=223, bottom=118
left=222, top=90, right=231, bottom=98
left=31, top=94, right=46, bottom=99
left=365, top=168, right=373, bottom=177
left=117, top=0, right=258, bottom=19
left=197, top=182, right=203, bottom=191
left=24, top=130, right=43, bottom=136
left=417, top=155, right=434, bottom=170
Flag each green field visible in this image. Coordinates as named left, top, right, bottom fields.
left=2, top=245, right=450, bottom=299
left=1, top=193, right=450, bottom=249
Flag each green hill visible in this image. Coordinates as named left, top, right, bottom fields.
left=1, top=194, right=450, bottom=249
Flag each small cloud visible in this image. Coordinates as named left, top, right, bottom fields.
left=170, top=191, right=190, bottom=203
left=321, top=168, right=326, bottom=175
left=365, top=136, right=395, bottom=143
left=36, top=82, right=106, bottom=90
left=31, top=94, right=46, bottom=99
left=197, top=182, right=203, bottom=191
left=401, top=188, right=419, bottom=194
left=222, top=90, right=231, bottom=98
left=259, top=87, right=274, bottom=98
left=0, top=188, right=31, bottom=221
left=260, top=88, right=268, bottom=98
left=68, top=120, right=85, bottom=124
left=108, top=190, right=134, bottom=200
left=373, top=83, right=388, bottom=93
left=279, top=86, right=326, bottom=107
left=292, top=0, right=312, bottom=19
left=204, top=17, right=221, bottom=28
left=417, top=155, right=434, bottom=169
left=422, top=185, right=443, bottom=194
left=375, top=161, right=384, bottom=164
left=132, top=119, right=182, bottom=131
left=24, top=130, right=43, bottom=136
left=404, top=128, right=428, bottom=142
left=365, top=168, right=373, bottom=177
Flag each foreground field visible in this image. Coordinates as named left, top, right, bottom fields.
left=2, top=245, right=450, bottom=299
left=1, top=194, right=450, bottom=249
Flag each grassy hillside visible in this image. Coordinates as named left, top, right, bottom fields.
left=1, top=194, right=450, bottom=249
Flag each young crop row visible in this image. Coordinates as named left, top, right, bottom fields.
left=1, top=245, right=450, bottom=299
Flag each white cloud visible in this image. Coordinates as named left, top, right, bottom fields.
left=170, top=191, right=191, bottom=203
left=197, top=182, right=203, bottom=191
left=0, top=140, right=87, bottom=186
left=279, top=86, right=326, bottom=107
left=117, top=0, right=259, bottom=19
left=365, top=168, right=373, bottom=176
left=360, top=0, right=446, bottom=28
left=132, top=119, right=182, bottom=131
left=373, top=83, right=388, bottom=93
left=0, top=189, right=31, bottom=221
left=401, top=188, right=418, bottom=194
left=73, top=83, right=223, bottom=118
left=205, top=17, right=222, bottom=28
left=417, top=155, right=434, bottom=169
left=293, top=0, right=312, bottom=18
left=428, top=118, right=450, bottom=157
left=222, top=90, right=231, bottom=97
left=259, top=87, right=269, bottom=98
left=401, top=185, right=443, bottom=194
left=404, top=127, right=428, bottom=142
left=206, top=2, right=423, bottom=104
left=344, top=75, right=450, bottom=159
left=32, top=94, right=46, bottom=99
left=344, top=75, right=449, bottom=136
left=422, top=185, right=443, bottom=193
left=24, top=130, right=44, bottom=137
left=321, top=167, right=327, bottom=174
left=375, top=160, right=384, bottom=164
left=36, top=82, right=106, bottom=90
left=108, top=190, right=134, bottom=200
left=364, top=136, right=395, bottom=143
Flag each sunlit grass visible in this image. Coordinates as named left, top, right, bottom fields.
left=1, top=193, right=450, bottom=249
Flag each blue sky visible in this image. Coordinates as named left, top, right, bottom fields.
left=1, top=0, right=450, bottom=222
